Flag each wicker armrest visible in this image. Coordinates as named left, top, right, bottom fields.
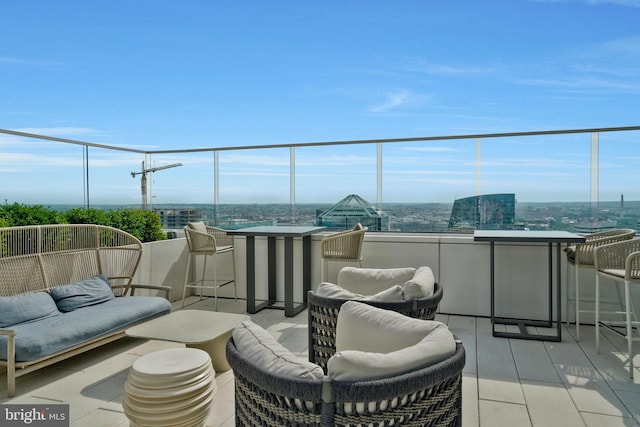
left=226, top=338, right=324, bottom=426
left=113, top=283, right=172, bottom=300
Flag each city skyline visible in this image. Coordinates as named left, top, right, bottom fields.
left=1, top=1, right=640, bottom=204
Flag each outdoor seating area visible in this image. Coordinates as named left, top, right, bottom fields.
left=1, top=295, right=639, bottom=426
left=1, top=224, right=640, bottom=426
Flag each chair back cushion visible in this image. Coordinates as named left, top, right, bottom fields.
left=337, top=267, right=415, bottom=295
left=328, top=301, right=456, bottom=380
left=233, top=321, right=324, bottom=380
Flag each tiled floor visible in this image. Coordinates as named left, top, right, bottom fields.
left=1, top=297, right=639, bottom=426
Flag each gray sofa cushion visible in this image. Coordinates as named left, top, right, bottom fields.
left=0, top=296, right=171, bottom=362
left=50, top=274, right=115, bottom=312
left=0, top=292, right=61, bottom=328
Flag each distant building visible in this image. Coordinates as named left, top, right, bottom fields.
left=448, top=193, right=516, bottom=231
left=572, top=220, right=617, bottom=234
left=154, top=207, right=205, bottom=229
left=316, top=194, right=389, bottom=231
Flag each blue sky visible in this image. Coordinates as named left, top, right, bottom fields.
left=1, top=0, right=640, bottom=205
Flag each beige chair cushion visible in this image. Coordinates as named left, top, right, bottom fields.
left=187, top=221, right=207, bottom=233
left=315, top=282, right=362, bottom=299
left=361, top=284, right=404, bottom=302
left=403, top=266, right=436, bottom=299
left=315, top=282, right=404, bottom=302
left=337, top=267, right=416, bottom=295
left=327, top=301, right=456, bottom=381
left=232, top=321, right=324, bottom=380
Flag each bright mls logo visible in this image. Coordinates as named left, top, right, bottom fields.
left=1, top=405, right=68, bottom=426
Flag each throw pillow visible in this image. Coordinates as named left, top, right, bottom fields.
left=403, top=266, right=436, bottom=299
left=50, top=274, right=115, bottom=312
left=232, top=321, right=324, bottom=380
left=337, top=266, right=416, bottom=295
left=0, top=292, right=61, bottom=327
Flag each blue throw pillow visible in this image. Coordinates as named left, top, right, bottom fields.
left=50, top=274, right=115, bottom=312
left=0, top=292, right=61, bottom=327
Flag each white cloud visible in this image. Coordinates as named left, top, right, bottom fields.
left=369, top=90, right=412, bottom=113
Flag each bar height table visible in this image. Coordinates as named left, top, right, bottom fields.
left=474, top=230, right=585, bottom=342
left=228, top=225, right=326, bottom=317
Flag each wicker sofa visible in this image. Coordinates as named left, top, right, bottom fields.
left=0, top=224, right=172, bottom=397
left=308, top=266, right=443, bottom=370
left=227, top=301, right=465, bottom=426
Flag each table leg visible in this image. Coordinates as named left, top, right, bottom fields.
left=302, top=235, right=311, bottom=304
left=268, top=236, right=277, bottom=305
left=187, top=331, right=233, bottom=372
left=556, top=241, right=562, bottom=341
left=284, top=236, right=294, bottom=316
left=246, top=236, right=256, bottom=314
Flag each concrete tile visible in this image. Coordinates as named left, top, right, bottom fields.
left=581, top=412, right=639, bottom=427
left=511, top=339, right=562, bottom=384
left=479, top=399, right=531, bottom=427
left=462, top=372, right=479, bottom=427
left=522, top=380, right=584, bottom=427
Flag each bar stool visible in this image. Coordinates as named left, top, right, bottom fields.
left=182, top=222, right=237, bottom=310
left=594, top=238, right=640, bottom=379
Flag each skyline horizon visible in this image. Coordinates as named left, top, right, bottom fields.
left=2, top=1, right=639, bottom=204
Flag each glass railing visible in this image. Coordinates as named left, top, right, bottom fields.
left=1, top=126, right=639, bottom=233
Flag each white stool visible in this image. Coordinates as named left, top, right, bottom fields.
left=123, top=348, right=216, bottom=427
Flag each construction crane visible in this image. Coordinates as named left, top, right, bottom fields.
left=131, top=161, right=182, bottom=210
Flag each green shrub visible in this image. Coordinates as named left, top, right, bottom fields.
left=0, top=203, right=166, bottom=243
left=0, top=202, right=62, bottom=226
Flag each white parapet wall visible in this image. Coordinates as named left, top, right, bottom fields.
left=135, top=233, right=638, bottom=322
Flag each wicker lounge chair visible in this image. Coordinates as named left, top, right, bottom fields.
left=565, top=228, right=635, bottom=340
left=227, top=302, right=465, bottom=426
left=308, top=281, right=443, bottom=370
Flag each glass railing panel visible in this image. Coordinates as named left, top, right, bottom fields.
left=597, top=130, right=640, bottom=232
left=380, top=139, right=477, bottom=232
left=479, top=133, right=591, bottom=231
left=295, top=144, right=377, bottom=229
left=0, top=135, right=86, bottom=206
left=214, top=147, right=291, bottom=227
left=85, top=148, right=147, bottom=207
